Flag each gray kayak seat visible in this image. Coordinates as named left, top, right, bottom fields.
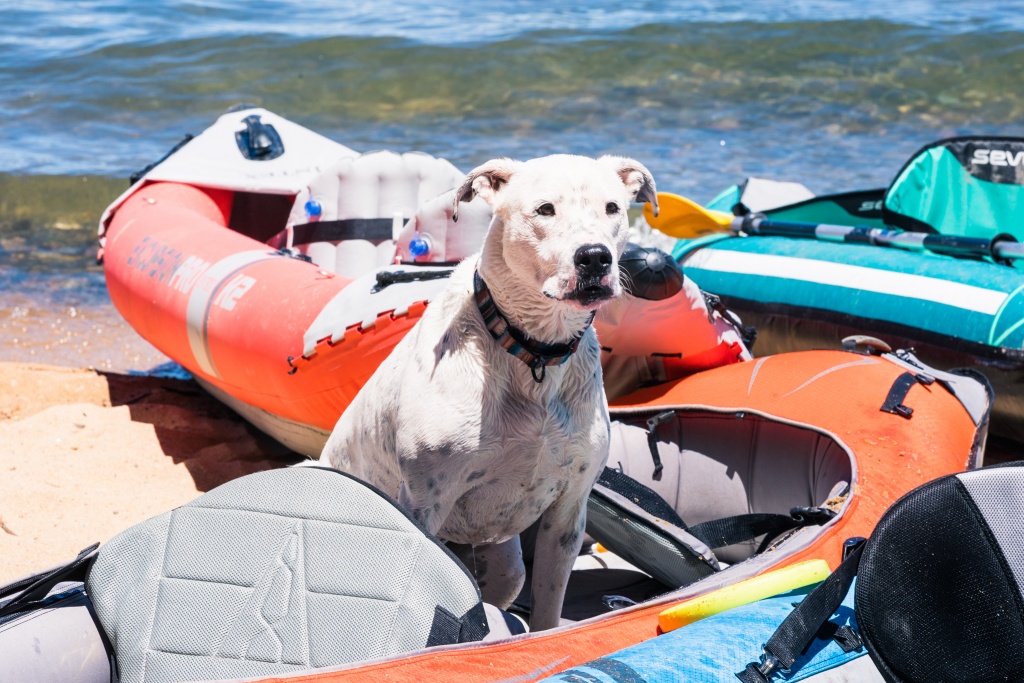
left=1, top=466, right=491, bottom=683
left=586, top=410, right=853, bottom=588
left=87, top=465, right=488, bottom=683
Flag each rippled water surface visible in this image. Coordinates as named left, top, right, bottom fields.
left=3, top=1, right=1024, bottom=369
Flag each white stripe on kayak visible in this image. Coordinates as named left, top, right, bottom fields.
left=185, top=250, right=279, bottom=378
left=685, top=249, right=1008, bottom=315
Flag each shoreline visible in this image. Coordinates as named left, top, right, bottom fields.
left=0, top=362, right=303, bottom=583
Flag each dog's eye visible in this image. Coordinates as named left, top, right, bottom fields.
left=537, top=203, right=556, bottom=217
left=606, top=202, right=620, bottom=215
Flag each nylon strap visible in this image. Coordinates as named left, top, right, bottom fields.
left=290, top=218, right=396, bottom=246
left=736, top=541, right=864, bottom=682
left=880, top=371, right=935, bottom=419
left=473, top=269, right=593, bottom=383
left=596, top=466, right=686, bottom=528
left=689, top=507, right=834, bottom=554
left=597, top=468, right=833, bottom=552
left=0, top=543, right=99, bottom=618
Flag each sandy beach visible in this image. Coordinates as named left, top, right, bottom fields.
left=0, top=362, right=304, bottom=583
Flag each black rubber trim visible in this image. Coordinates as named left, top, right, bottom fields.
left=129, top=134, right=194, bottom=185
left=765, top=187, right=888, bottom=221
left=372, top=268, right=454, bottom=292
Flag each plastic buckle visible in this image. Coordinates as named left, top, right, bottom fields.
left=842, top=536, right=867, bottom=561
left=892, top=403, right=914, bottom=418
left=789, top=506, right=836, bottom=526
left=601, top=595, right=638, bottom=610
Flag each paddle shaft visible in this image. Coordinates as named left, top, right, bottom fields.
left=733, top=213, right=1024, bottom=262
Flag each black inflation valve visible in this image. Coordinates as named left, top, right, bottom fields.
left=619, top=244, right=684, bottom=301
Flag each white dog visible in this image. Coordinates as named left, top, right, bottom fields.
left=320, top=154, right=657, bottom=630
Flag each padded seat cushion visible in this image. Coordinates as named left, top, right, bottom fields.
left=86, top=466, right=487, bottom=683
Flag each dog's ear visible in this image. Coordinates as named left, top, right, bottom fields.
left=600, top=156, right=659, bottom=218
left=453, top=158, right=522, bottom=221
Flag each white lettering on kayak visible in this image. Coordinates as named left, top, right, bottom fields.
left=169, top=255, right=212, bottom=294
left=971, top=149, right=1024, bottom=167
left=214, top=273, right=257, bottom=311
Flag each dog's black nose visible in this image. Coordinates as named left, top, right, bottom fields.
left=574, top=244, right=613, bottom=278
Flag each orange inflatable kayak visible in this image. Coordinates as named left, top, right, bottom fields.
left=216, top=347, right=988, bottom=683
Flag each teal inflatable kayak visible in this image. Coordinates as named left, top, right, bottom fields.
left=669, top=137, right=1024, bottom=444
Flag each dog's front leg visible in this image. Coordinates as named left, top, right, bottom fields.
left=447, top=538, right=525, bottom=609
left=529, top=495, right=588, bottom=631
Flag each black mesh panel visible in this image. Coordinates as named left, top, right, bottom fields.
left=856, top=476, right=1024, bottom=682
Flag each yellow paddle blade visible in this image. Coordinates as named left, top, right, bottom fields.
left=657, top=559, right=831, bottom=633
left=643, top=192, right=735, bottom=239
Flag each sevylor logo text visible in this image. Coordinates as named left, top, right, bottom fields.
left=971, top=149, right=1024, bottom=166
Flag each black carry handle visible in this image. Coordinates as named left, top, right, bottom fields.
left=235, top=114, right=284, bottom=161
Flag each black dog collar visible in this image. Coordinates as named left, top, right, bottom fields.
left=473, top=269, right=594, bottom=383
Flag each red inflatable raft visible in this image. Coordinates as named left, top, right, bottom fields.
left=99, top=107, right=751, bottom=454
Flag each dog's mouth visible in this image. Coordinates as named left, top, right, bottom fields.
left=563, top=280, right=615, bottom=308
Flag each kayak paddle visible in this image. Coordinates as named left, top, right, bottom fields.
left=644, top=191, right=1024, bottom=263
left=643, top=192, right=735, bottom=238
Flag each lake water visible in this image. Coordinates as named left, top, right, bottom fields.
left=3, top=0, right=1024, bottom=370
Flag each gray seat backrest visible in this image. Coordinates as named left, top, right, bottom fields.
left=85, top=466, right=487, bottom=683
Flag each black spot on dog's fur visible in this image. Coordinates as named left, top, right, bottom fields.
left=558, top=518, right=586, bottom=553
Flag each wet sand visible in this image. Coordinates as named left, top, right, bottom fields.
left=0, top=300, right=172, bottom=372
left=0, top=362, right=303, bottom=583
